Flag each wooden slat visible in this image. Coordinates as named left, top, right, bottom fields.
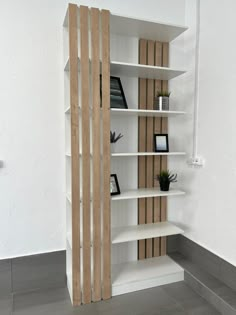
left=101, top=9, right=111, bottom=300
left=80, top=5, right=91, bottom=304
left=153, top=41, right=162, bottom=257
left=91, top=7, right=101, bottom=302
left=138, top=39, right=147, bottom=260
left=146, top=40, right=154, bottom=258
left=68, top=3, right=81, bottom=306
left=160, top=42, right=169, bottom=256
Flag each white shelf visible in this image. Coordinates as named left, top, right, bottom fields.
left=112, top=256, right=184, bottom=296
left=64, top=58, right=186, bottom=80
left=111, top=61, right=185, bottom=80
left=112, top=152, right=186, bottom=157
left=112, top=222, right=184, bottom=244
left=110, top=13, right=188, bottom=42
left=110, top=108, right=185, bottom=117
left=64, top=9, right=188, bottom=42
left=66, top=193, right=71, bottom=203
left=65, top=107, right=186, bottom=117
left=111, top=188, right=185, bottom=201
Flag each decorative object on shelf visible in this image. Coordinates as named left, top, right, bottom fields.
left=110, top=174, right=121, bottom=195
left=154, top=91, right=171, bottom=110
left=110, top=131, right=123, bottom=153
left=100, top=75, right=128, bottom=109
left=154, top=134, right=169, bottom=152
left=156, top=170, right=177, bottom=191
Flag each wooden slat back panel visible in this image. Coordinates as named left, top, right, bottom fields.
left=101, top=9, right=111, bottom=300
left=153, top=41, right=162, bottom=257
left=160, top=42, right=169, bottom=256
left=146, top=40, right=155, bottom=258
left=68, top=3, right=81, bottom=306
left=80, top=5, right=91, bottom=304
left=138, top=39, right=147, bottom=260
left=91, top=7, right=101, bottom=302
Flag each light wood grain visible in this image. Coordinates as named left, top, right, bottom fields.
left=160, top=42, right=169, bottom=256
left=138, top=39, right=147, bottom=260
left=91, top=7, right=101, bottom=302
left=101, top=9, right=111, bottom=300
left=68, top=3, right=81, bottom=306
left=146, top=40, right=154, bottom=258
left=80, top=5, right=91, bottom=304
left=153, top=41, right=162, bottom=257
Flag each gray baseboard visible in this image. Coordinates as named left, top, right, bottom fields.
left=0, top=250, right=66, bottom=297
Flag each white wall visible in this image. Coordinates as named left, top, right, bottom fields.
left=0, top=0, right=185, bottom=259
left=169, top=0, right=236, bottom=267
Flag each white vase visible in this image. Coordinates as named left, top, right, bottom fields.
left=158, top=96, right=169, bottom=111
left=111, top=143, right=116, bottom=153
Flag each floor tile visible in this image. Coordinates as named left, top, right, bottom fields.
left=0, top=296, right=13, bottom=315
left=0, top=259, right=12, bottom=296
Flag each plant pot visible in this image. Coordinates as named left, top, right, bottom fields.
left=156, top=96, right=169, bottom=111
left=159, top=180, right=170, bottom=191
left=110, top=143, right=116, bottom=153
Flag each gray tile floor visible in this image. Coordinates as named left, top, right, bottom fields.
left=2, top=281, right=220, bottom=315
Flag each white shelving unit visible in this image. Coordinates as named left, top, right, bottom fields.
left=112, top=256, right=184, bottom=296
left=112, top=222, right=184, bottom=244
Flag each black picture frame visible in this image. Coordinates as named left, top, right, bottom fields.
left=100, top=75, right=128, bottom=109
left=154, top=134, right=169, bottom=152
left=110, top=174, right=121, bottom=195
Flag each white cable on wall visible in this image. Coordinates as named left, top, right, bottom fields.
left=187, top=0, right=205, bottom=167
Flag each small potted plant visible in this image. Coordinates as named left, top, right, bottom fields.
left=110, top=131, right=123, bottom=153
left=155, top=91, right=171, bottom=111
left=156, top=170, right=177, bottom=191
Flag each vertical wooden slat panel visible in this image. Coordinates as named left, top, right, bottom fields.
left=80, top=5, right=91, bottom=304
left=101, top=9, right=111, bottom=300
left=91, top=7, right=101, bottom=302
left=68, top=3, right=81, bottom=306
left=153, top=41, right=162, bottom=257
left=146, top=40, right=155, bottom=258
left=138, top=39, right=147, bottom=260
left=160, top=42, right=169, bottom=256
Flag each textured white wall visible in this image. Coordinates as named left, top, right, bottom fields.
left=169, top=0, right=236, bottom=267
left=0, top=0, right=185, bottom=259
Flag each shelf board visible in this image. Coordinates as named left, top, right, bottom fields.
left=110, top=13, right=188, bottom=42
left=112, top=255, right=184, bottom=296
left=111, top=188, right=185, bottom=201
left=112, top=222, right=184, bottom=244
left=64, top=58, right=186, bottom=80
left=65, top=107, right=185, bottom=117
left=111, top=61, right=185, bottom=80
left=112, top=152, right=186, bottom=157
left=64, top=8, right=188, bottom=42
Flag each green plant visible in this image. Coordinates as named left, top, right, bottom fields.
left=110, top=131, right=123, bottom=143
left=156, top=91, right=171, bottom=97
left=156, top=170, right=177, bottom=183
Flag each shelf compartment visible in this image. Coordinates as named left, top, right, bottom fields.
left=64, top=59, right=186, bottom=80
left=64, top=9, right=188, bottom=42
left=112, top=222, right=184, bottom=244
left=111, top=188, right=185, bottom=201
left=112, top=256, right=184, bottom=296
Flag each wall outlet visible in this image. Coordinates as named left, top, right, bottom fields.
left=187, top=156, right=205, bottom=168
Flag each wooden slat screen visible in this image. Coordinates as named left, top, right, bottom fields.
left=68, top=5, right=111, bottom=305
left=138, top=39, right=169, bottom=259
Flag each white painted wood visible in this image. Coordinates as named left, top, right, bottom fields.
left=64, top=58, right=186, bottom=80
left=64, top=8, right=187, bottom=42
left=111, top=188, right=185, bottom=201
left=111, top=108, right=185, bottom=117
left=110, top=13, right=187, bottom=42
left=111, top=61, right=185, bottom=80
left=112, top=256, right=184, bottom=296
left=112, top=222, right=184, bottom=244
left=112, top=152, right=186, bottom=157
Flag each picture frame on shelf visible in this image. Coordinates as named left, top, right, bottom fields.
left=110, top=174, right=121, bottom=195
left=100, top=75, right=128, bottom=109
left=154, top=134, right=169, bottom=152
